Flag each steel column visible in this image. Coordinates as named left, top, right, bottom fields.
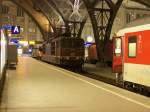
left=83, top=0, right=123, bottom=62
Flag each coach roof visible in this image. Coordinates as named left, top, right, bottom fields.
left=117, top=17, right=150, bottom=37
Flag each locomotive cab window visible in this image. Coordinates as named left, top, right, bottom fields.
left=61, top=39, right=71, bottom=48
left=128, top=36, right=137, bottom=58
left=73, top=40, right=84, bottom=48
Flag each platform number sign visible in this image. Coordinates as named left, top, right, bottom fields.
left=11, top=26, right=20, bottom=34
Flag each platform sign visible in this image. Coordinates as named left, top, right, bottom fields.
left=11, top=26, right=20, bottom=34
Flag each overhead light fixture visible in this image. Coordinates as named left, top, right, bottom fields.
left=19, top=41, right=28, bottom=46
left=87, top=35, right=93, bottom=42
left=29, top=41, right=35, bottom=45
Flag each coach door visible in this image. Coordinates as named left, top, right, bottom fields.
left=112, top=37, right=122, bottom=73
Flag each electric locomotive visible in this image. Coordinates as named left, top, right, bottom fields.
left=42, top=36, right=85, bottom=69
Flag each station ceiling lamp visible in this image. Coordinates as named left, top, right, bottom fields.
left=8, top=33, right=12, bottom=37
left=29, top=41, right=35, bottom=45
left=86, top=35, right=93, bottom=43
left=19, top=41, right=28, bottom=46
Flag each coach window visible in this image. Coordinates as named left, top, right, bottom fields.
left=128, top=36, right=137, bottom=58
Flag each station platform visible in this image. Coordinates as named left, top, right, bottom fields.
left=0, top=56, right=150, bottom=112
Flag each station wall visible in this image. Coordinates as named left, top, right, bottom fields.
left=1, top=0, right=43, bottom=42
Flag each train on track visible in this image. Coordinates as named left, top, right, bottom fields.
left=41, top=36, right=85, bottom=69
left=31, top=25, right=85, bottom=70
left=87, top=43, right=98, bottom=64
left=112, top=17, right=150, bottom=92
left=87, top=41, right=113, bottom=66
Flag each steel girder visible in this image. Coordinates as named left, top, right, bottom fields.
left=32, top=0, right=56, bottom=30
left=32, top=0, right=54, bottom=40
left=46, top=0, right=87, bottom=38
left=67, top=0, right=87, bottom=38
left=65, top=20, right=86, bottom=38
left=46, top=0, right=66, bottom=22
left=83, top=0, right=123, bottom=62
left=32, top=0, right=86, bottom=38
left=63, top=20, right=87, bottom=38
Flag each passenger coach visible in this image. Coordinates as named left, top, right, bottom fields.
left=113, top=23, right=150, bottom=92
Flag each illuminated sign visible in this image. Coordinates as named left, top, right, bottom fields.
left=29, top=41, right=35, bottom=45
left=11, top=26, right=20, bottom=34
left=1, top=25, right=11, bottom=30
left=84, top=42, right=92, bottom=47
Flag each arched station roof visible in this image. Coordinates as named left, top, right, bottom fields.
left=11, top=0, right=150, bottom=38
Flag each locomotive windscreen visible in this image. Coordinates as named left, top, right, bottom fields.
left=61, top=39, right=84, bottom=48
